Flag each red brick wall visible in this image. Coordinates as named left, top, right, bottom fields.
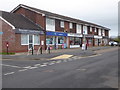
left=0, top=19, right=15, bottom=53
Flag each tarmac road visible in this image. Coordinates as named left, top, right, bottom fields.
left=2, top=47, right=118, bottom=88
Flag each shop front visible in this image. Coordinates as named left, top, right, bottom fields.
left=15, top=29, right=44, bottom=52
left=67, top=33, right=83, bottom=48
left=85, top=35, right=94, bottom=47
left=46, top=31, right=67, bottom=49
left=94, top=35, right=102, bottom=46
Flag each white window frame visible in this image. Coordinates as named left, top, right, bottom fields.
left=102, top=30, right=105, bottom=36
left=69, top=22, right=73, bottom=29
left=21, top=34, right=29, bottom=45
left=83, top=26, right=88, bottom=34
left=76, top=24, right=82, bottom=34
left=46, top=17, right=55, bottom=31
left=34, top=35, right=40, bottom=45
left=60, top=21, right=64, bottom=28
left=90, top=27, right=92, bottom=32
left=98, top=29, right=101, bottom=36
left=94, top=28, right=97, bottom=32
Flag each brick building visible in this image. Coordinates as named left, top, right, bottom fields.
left=0, top=4, right=110, bottom=53
left=0, top=11, right=44, bottom=53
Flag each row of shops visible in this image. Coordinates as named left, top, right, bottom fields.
left=19, top=31, right=108, bottom=50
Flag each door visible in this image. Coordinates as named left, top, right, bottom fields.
left=28, top=35, right=34, bottom=50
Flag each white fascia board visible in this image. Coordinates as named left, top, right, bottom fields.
left=0, top=16, right=15, bottom=29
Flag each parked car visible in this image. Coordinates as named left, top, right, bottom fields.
left=109, top=41, right=118, bottom=46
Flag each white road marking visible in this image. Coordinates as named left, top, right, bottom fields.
left=34, top=64, right=41, bottom=67
left=4, top=72, right=15, bottom=76
left=23, top=66, right=32, bottom=69
left=40, top=64, right=47, bottom=67
left=1, top=64, right=22, bottom=68
left=29, top=67, right=38, bottom=69
left=18, top=69, right=28, bottom=72
left=48, top=63, right=55, bottom=65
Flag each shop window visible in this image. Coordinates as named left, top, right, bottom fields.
left=34, top=35, right=40, bottom=45
left=60, top=21, right=64, bottom=28
left=70, top=37, right=81, bottom=45
left=58, top=36, right=64, bottom=44
left=21, top=34, right=28, bottom=45
left=46, top=36, right=54, bottom=45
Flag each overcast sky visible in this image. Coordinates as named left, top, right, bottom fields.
left=0, top=0, right=119, bottom=37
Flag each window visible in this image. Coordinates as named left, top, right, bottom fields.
left=83, top=26, right=88, bottom=34
left=77, top=24, right=82, bottom=34
left=21, top=34, right=28, bottom=45
left=102, top=30, right=105, bottom=36
left=98, top=29, right=101, bottom=36
left=70, top=37, right=81, bottom=45
left=46, top=18, right=55, bottom=31
left=58, top=36, right=64, bottom=44
left=90, top=27, right=92, bottom=32
left=46, top=36, right=54, bottom=45
left=34, top=35, right=40, bottom=45
left=60, top=21, right=64, bottom=28
left=94, top=28, right=97, bottom=32
left=69, top=23, right=73, bottom=29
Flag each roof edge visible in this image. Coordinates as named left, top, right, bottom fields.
left=0, top=16, right=15, bottom=29
left=11, top=4, right=110, bottom=30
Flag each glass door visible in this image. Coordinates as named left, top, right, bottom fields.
left=28, top=35, right=34, bottom=50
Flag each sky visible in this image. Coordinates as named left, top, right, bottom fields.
left=0, top=0, right=119, bottom=37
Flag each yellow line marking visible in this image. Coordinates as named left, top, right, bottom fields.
left=50, top=54, right=73, bottom=60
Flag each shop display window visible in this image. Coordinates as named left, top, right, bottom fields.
left=58, top=36, right=64, bottom=44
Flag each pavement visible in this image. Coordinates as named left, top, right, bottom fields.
left=1, top=46, right=118, bottom=61
left=2, top=46, right=118, bottom=88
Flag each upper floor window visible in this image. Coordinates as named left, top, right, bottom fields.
left=69, top=23, right=73, bottom=29
left=90, top=27, right=92, bottom=32
left=46, top=18, right=55, bottom=31
left=98, top=29, right=101, bottom=36
left=94, top=28, right=97, bottom=32
left=102, top=30, right=105, bottom=36
left=83, top=26, right=88, bottom=34
left=76, top=24, right=82, bottom=34
left=60, top=21, right=64, bottom=28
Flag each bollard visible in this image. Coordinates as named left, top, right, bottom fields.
left=32, top=46, right=34, bottom=55
left=40, top=47, right=42, bottom=54
left=48, top=46, right=50, bottom=54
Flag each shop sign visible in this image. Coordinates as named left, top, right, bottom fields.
left=94, top=35, right=102, bottom=39
left=46, top=31, right=67, bottom=36
left=0, top=32, right=3, bottom=35
left=67, top=33, right=83, bottom=37
left=15, top=29, right=44, bottom=34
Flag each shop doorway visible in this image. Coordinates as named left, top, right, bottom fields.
left=28, top=35, right=34, bottom=50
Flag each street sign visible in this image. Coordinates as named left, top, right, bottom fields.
left=0, top=32, right=3, bottom=35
